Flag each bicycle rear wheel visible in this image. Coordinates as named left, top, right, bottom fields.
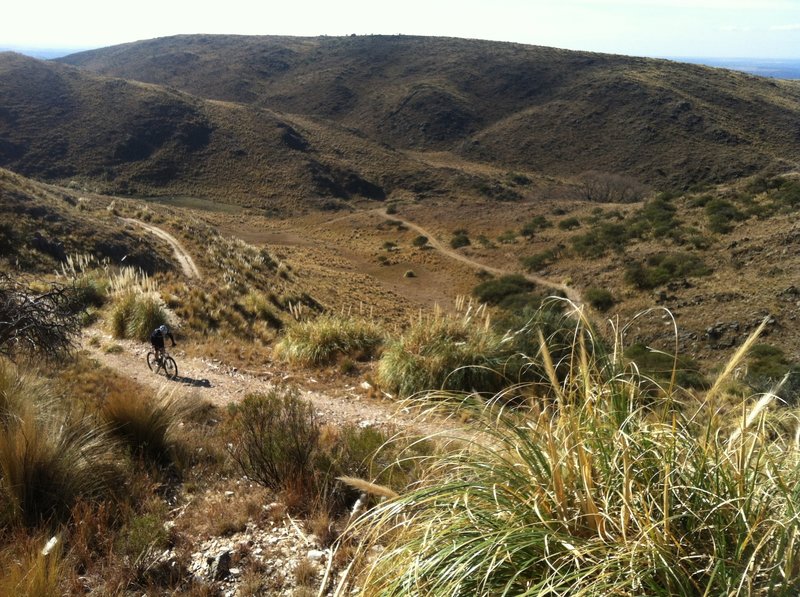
left=163, top=357, right=178, bottom=379
left=146, top=352, right=158, bottom=373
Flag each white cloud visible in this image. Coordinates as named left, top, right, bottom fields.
left=770, top=23, right=800, bottom=31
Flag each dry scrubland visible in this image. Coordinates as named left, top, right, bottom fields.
left=2, top=165, right=800, bottom=595
left=2, top=33, right=800, bottom=595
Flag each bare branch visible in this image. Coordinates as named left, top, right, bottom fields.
left=0, top=273, right=83, bottom=362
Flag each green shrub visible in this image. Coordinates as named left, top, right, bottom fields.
left=520, top=216, right=551, bottom=238
left=584, top=287, right=615, bottom=311
left=772, top=180, right=800, bottom=208
left=705, top=198, right=746, bottom=233
left=558, top=216, right=581, bottom=230
left=571, top=222, right=630, bottom=258
left=274, top=314, right=384, bottom=366
left=116, top=511, right=169, bottom=564
left=745, top=344, right=800, bottom=396
left=638, top=195, right=678, bottom=238
left=411, top=235, right=428, bottom=248
left=624, top=343, right=708, bottom=389
left=228, top=390, right=319, bottom=495
left=625, top=252, right=710, bottom=289
left=496, top=230, right=517, bottom=244
left=352, top=323, right=800, bottom=596
left=472, top=274, right=535, bottom=306
left=450, top=233, right=470, bottom=249
left=521, top=249, right=557, bottom=272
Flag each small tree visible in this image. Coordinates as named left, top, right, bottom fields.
left=0, top=274, right=82, bottom=361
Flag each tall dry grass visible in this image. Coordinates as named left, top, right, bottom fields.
left=0, top=412, right=124, bottom=528
left=275, top=313, right=384, bottom=366
left=108, top=290, right=170, bottom=342
left=100, top=386, right=195, bottom=468
left=0, top=532, right=66, bottom=596
left=342, top=315, right=800, bottom=596
left=0, top=358, right=52, bottom=425
left=377, top=301, right=575, bottom=398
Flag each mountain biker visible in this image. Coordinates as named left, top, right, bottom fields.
left=150, top=324, right=176, bottom=360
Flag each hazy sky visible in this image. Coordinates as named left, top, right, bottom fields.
left=3, top=0, right=800, bottom=59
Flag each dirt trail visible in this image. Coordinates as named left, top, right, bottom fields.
left=82, top=328, right=460, bottom=438
left=121, top=217, right=201, bottom=279
left=374, top=209, right=583, bottom=305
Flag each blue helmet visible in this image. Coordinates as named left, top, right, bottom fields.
left=158, top=324, right=169, bottom=335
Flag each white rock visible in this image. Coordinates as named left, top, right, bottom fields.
left=307, top=549, right=326, bottom=561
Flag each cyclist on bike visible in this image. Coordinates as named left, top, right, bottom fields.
left=150, top=324, right=176, bottom=360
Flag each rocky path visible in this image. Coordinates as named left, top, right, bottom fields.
left=82, top=328, right=460, bottom=438
left=120, top=217, right=202, bottom=279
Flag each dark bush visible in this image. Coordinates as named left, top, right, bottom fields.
left=705, top=198, right=745, bottom=233
left=584, top=287, right=615, bottom=311
left=571, top=222, right=630, bottom=258
left=450, top=233, right=471, bottom=249
left=497, top=230, right=517, bottom=244
left=625, top=343, right=708, bottom=390
left=558, top=217, right=581, bottom=231
left=624, top=253, right=710, bottom=290
left=773, top=180, right=800, bottom=208
left=521, top=249, right=557, bottom=272
left=473, top=275, right=535, bottom=306
left=520, top=216, right=551, bottom=238
left=412, top=235, right=429, bottom=247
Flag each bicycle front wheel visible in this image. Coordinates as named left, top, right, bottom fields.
left=146, top=352, right=158, bottom=373
left=163, top=357, right=178, bottom=379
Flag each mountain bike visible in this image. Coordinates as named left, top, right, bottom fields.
left=146, top=348, right=178, bottom=379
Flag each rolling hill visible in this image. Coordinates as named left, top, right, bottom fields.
left=0, top=167, right=170, bottom=273
left=58, top=34, right=800, bottom=189
left=0, top=51, right=437, bottom=209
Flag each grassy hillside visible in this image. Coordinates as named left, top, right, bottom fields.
left=0, top=167, right=170, bottom=273
left=0, top=52, right=442, bottom=209
left=59, top=34, right=800, bottom=188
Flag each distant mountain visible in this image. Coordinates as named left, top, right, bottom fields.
left=0, top=51, right=428, bottom=209
left=674, top=58, right=800, bottom=81
left=56, top=35, right=800, bottom=190
left=2, top=36, right=799, bottom=209
left=0, top=46, right=96, bottom=60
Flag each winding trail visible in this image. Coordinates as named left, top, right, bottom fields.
left=121, top=217, right=201, bottom=279
left=375, top=209, right=583, bottom=305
